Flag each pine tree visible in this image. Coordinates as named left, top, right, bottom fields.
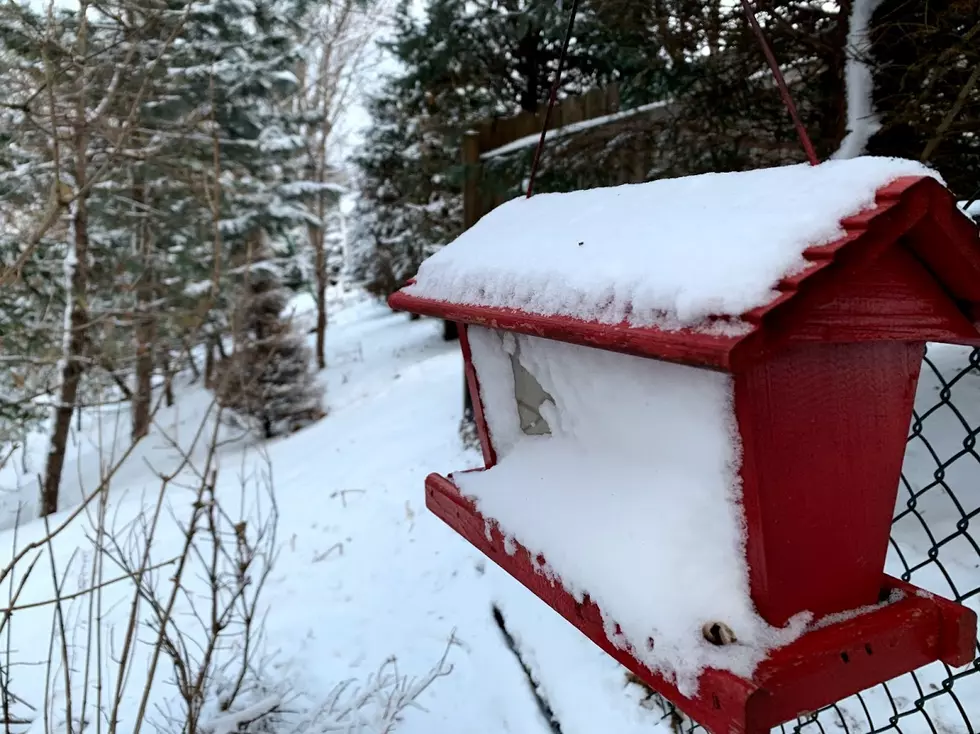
left=867, top=0, right=979, bottom=198
left=0, top=0, right=144, bottom=513
left=0, top=0, right=322, bottom=511
left=217, top=263, right=324, bottom=439
left=352, top=0, right=613, bottom=299
left=352, top=0, right=852, bottom=300
left=0, top=61, right=64, bottom=442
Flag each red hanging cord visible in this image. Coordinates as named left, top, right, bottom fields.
left=739, top=0, right=820, bottom=166
left=526, top=0, right=582, bottom=198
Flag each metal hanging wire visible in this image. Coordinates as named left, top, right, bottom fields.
left=738, top=0, right=819, bottom=165
left=525, top=0, right=820, bottom=198
left=526, top=0, right=582, bottom=198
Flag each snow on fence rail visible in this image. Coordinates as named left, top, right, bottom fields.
left=650, top=343, right=980, bottom=734
left=462, top=83, right=813, bottom=269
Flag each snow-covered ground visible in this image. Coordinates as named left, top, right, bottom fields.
left=2, top=293, right=979, bottom=734
left=0, top=293, right=669, bottom=734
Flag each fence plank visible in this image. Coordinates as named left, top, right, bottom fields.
left=462, top=130, right=481, bottom=229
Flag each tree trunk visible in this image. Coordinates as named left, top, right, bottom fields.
left=205, top=339, right=215, bottom=388
left=42, top=26, right=93, bottom=515
left=99, top=356, right=134, bottom=400
left=132, top=180, right=155, bottom=440
left=161, top=351, right=175, bottom=407
left=183, top=337, right=201, bottom=383
left=518, top=26, right=541, bottom=113
left=311, top=221, right=328, bottom=370
left=309, top=111, right=330, bottom=371
left=41, top=198, right=89, bottom=517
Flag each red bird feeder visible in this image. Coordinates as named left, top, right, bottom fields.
left=389, top=159, right=980, bottom=734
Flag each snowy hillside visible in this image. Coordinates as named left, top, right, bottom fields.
left=0, top=294, right=669, bottom=734
left=2, top=292, right=979, bottom=734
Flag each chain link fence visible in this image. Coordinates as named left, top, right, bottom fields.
left=655, top=344, right=980, bottom=734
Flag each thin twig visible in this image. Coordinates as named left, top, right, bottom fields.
left=921, top=60, right=980, bottom=163
left=41, top=514, right=76, bottom=734
left=0, top=557, right=178, bottom=615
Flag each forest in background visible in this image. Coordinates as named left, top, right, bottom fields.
left=353, top=0, right=980, bottom=297
left=2, top=4, right=978, bottom=732
left=0, top=0, right=387, bottom=514
left=1, top=0, right=978, bottom=518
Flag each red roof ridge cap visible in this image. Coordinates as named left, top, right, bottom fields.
left=873, top=175, right=931, bottom=201
left=743, top=176, right=939, bottom=326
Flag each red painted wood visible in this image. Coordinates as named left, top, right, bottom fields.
left=740, top=181, right=933, bottom=337
left=775, top=245, right=980, bottom=344
left=426, top=473, right=758, bottom=734
left=389, top=290, right=744, bottom=369
left=906, top=183, right=980, bottom=303
left=799, top=231, right=864, bottom=261
left=751, top=577, right=975, bottom=728
left=389, top=172, right=980, bottom=733
left=426, top=473, right=976, bottom=734
left=882, top=577, right=976, bottom=668
left=734, top=341, right=923, bottom=626
left=774, top=258, right=834, bottom=291
left=458, top=325, right=497, bottom=468
left=839, top=202, right=901, bottom=231
left=873, top=176, right=924, bottom=201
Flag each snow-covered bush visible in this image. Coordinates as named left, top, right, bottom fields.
left=216, top=268, right=325, bottom=439
left=0, top=403, right=451, bottom=734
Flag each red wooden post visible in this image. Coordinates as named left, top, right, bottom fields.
left=735, top=340, right=924, bottom=625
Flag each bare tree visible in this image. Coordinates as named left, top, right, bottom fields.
left=40, top=0, right=97, bottom=518
left=295, top=0, right=392, bottom=370
left=0, top=395, right=454, bottom=734
left=131, top=160, right=156, bottom=440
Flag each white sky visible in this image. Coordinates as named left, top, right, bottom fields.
left=335, top=0, right=427, bottom=160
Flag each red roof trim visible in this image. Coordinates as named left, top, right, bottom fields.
left=387, top=291, right=743, bottom=369
left=388, top=176, right=980, bottom=366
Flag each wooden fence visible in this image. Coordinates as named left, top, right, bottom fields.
left=460, top=81, right=810, bottom=231
left=461, top=83, right=666, bottom=230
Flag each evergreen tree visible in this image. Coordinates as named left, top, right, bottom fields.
left=0, top=0, right=144, bottom=511
left=0, top=0, right=324, bottom=510
left=352, top=0, right=856, bottom=300
left=353, top=0, right=615, bottom=298
left=867, top=0, right=980, bottom=198
left=217, top=262, right=324, bottom=438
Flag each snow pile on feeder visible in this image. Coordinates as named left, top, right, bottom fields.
left=462, top=326, right=805, bottom=694
left=406, top=157, right=940, bottom=329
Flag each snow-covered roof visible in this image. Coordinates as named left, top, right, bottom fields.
left=405, top=157, right=941, bottom=330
